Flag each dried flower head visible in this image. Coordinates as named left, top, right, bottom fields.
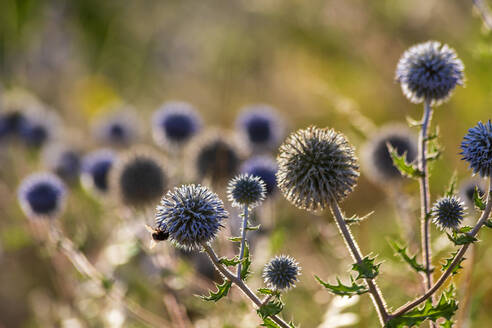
left=18, top=172, right=67, bottom=220
left=81, top=149, right=116, bottom=194
left=152, top=101, right=202, bottom=150
left=236, top=105, right=285, bottom=152
left=460, top=120, right=492, bottom=177
left=92, top=107, right=139, bottom=147
left=155, top=184, right=228, bottom=250
left=227, top=174, right=266, bottom=208
left=263, top=255, right=301, bottom=290
left=276, top=126, right=359, bottom=211
left=396, top=41, right=464, bottom=105
left=241, top=156, right=278, bottom=196
left=362, top=124, right=417, bottom=182
left=432, top=196, right=466, bottom=230
left=111, top=148, right=168, bottom=208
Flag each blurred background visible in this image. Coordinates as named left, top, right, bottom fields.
left=0, top=0, right=491, bottom=327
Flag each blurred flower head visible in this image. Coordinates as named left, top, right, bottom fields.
left=227, top=173, right=266, bottom=208
left=81, top=149, right=117, bottom=194
left=432, top=196, right=466, bottom=230
left=396, top=41, right=464, bottom=105
left=19, top=106, right=60, bottom=148
left=236, top=105, right=285, bottom=152
left=92, top=106, right=139, bottom=147
left=263, top=255, right=300, bottom=290
left=18, top=172, right=67, bottom=220
left=362, top=124, right=417, bottom=183
left=111, top=148, right=168, bottom=208
left=240, top=156, right=278, bottom=197
left=151, top=101, right=202, bottom=151
left=0, top=108, right=25, bottom=141
left=277, top=126, right=359, bottom=211
left=460, top=120, right=492, bottom=177
left=155, top=184, right=228, bottom=250
left=42, top=143, right=82, bottom=183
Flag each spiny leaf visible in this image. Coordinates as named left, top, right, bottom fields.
left=258, top=288, right=280, bottom=296
left=444, top=171, right=458, bottom=197
left=388, top=240, right=427, bottom=273
left=246, top=224, right=261, bottom=231
left=344, top=211, right=374, bottom=225
left=457, top=226, right=473, bottom=233
left=385, top=286, right=458, bottom=328
left=484, top=220, right=492, bottom=228
left=352, top=256, right=381, bottom=280
left=240, top=241, right=251, bottom=280
left=228, top=236, right=243, bottom=242
left=446, top=230, right=477, bottom=246
left=441, top=251, right=465, bottom=275
left=257, top=299, right=284, bottom=319
left=200, top=280, right=232, bottom=302
left=219, top=256, right=241, bottom=266
left=315, top=275, right=368, bottom=297
left=261, top=317, right=280, bottom=328
left=473, top=187, right=486, bottom=211
left=387, top=143, right=423, bottom=179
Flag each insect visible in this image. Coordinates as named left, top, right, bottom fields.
left=145, top=224, right=169, bottom=248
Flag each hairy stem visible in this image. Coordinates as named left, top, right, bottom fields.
left=391, top=178, right=492, bottom=318
left=202, top=244, right=292, bottom=328
left=329, top=201, right=389, bottom=325
left=237, top=205, right=249, bottom=279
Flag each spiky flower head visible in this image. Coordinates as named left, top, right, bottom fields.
left=263, top=255, right=301, bottom=291
left=362, top=124, right=417, bottom=182
left=155, top=184, right=228, bottom=250
left=241, top=156, right=278, bottom=196
left=276, top=126, right=359, bottom=211
left=152, top=101, right=202, bottom=150
left=227, top=174, right=266, bottom=208
left=395, top=41, right=464, bottom=105
left=92, top=107, right=139, bottom=147
left=81, top=149, right=116, bottom=194
left=18, top=172, right=67, bottom=220
left=460, top=120, right=492, bottom=177
left=43, top=143, right=82, bottom=183
left=432, top=196, right=466, bottom=230
left=111, top=148, right=168, bottom=208
left=187, top=129, right=243, bottom=185
left=236, top=105, right=285, bottom=152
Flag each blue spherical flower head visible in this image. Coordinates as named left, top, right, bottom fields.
left=0, top=110, right=25, bottom=140
left=460, top=120, right=492, bottom=177
left=241, top=156, right=278, bottom=196
left=93, top=108, right=139, bottom=147
left=43, top=143, right=82, bottom=182
left=18, top=172, right=67, bottom=220
left=152, top=101, right=202, bottom=150
left=227, top=174, right=266, bottom=209
left=432, top=196, right=467, bottom=230
left=396, top=41, right=464, bottom=105
left=263, top=255, right=301, bottom=291
left=19, top=108, right=59, bottom=148
left=236, top=105, right=285, bottom=152
left=81, top=149, right=116, bottom=194
left=155, top=184, right=228, bottom=250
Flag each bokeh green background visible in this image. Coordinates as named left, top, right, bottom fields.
left=1, top=0, right=491, bottom=327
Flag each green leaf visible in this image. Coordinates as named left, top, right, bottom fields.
left=200, top=280, right=232, bottom=302
left=261, top=317, right=281, bottom=328
left=240, top=242, right=251, bottom=280
left=385, top=286, right=458, bottom=328
left=444, top=171, right=458, bottom=197
left=344, top=211, right=374, bottom=225
left=219, top=256, right=241, bottom=266
left=388, top=240, right=427, bottom=273
left=228, top=236, right=243, bottom=242
left=257, top=299, right=284, bottom=319
left=352, top=256, right=381, bottom=280
left=441, top=252, right=465, bottom=275
left=473, top=188, right=486, bottom=211
left=457, top=226, right=473, bottom=233
left=258, top=288, right=280, bottom=296
left=246, top=224, right=261, bottom=231
left=101, top=277, right=114, bottom=291
left=387, top=143, right=423, bottom=179
left=315, top=275, right=368, bottom=297
left=484, top=220, right=492, bottom=228
left=446, top=230, right=478, bottom=246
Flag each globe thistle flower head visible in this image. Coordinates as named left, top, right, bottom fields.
left=263, top=255, right=300, bottom=291
left=236, top=105, right=285, bottom=152
left=152, top=101, right=202, bottom=150
left=276, top=126, right=359, bottom=211
left=18, top=172, right=67, bottom=220
left=460, top=120, right=492, bottom=177
left=241, top=156, right=278, bottom=196
left=111, top=148, right=168, bottom=208
left=432, top=196, right=467, bottom=230
left=155, top=184, right=228, bottom=250
left=93, top=107, right=139, bottom=147
left=0, top=109, right=25, bottom=140
left=81, top=149, right=116, bottom=194
left=187, top=129, right=243, bottom=185
left=395, top=41, right=464, bottom=105
left=227, top=174, right=266, bottom=208
left=362, top=125, right=417, bottom=182
left=43, top=143, right=82, bottom=183
left=18, top=107, right=60, bottom=148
